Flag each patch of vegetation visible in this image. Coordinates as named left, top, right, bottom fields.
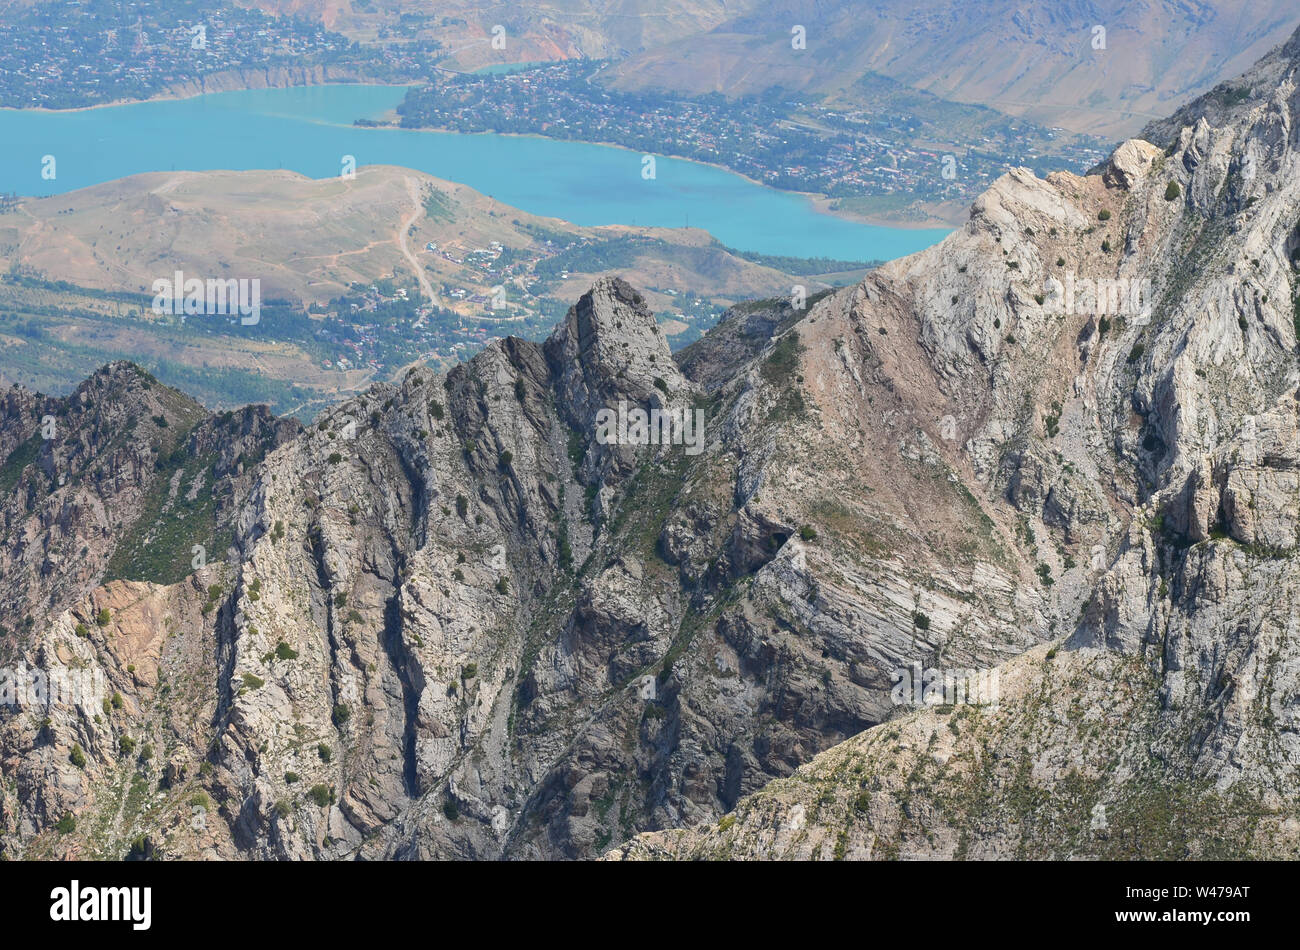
left=0, top=433, right=41, bottom=496
left=422, top=186, right=453, bottom=221
left=201, top=584, right=223, bottom=616
left=103, top=438, right=230, bottom=586
left=1044, top=401, right=1061, bottom=439
left=760, top=331, right=805, bottom=385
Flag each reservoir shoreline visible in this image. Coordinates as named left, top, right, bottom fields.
left=0, top=85, right=951, bottom=261
left=3, top=77, right=959, bottom=231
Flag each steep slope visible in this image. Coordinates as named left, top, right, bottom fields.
left=0, top=364, right=298, bottom=638
left=613, top=22, right=1300, bottom=859
left=0, top=365, right=299, bottom=856
left=597, top=0, right=1299, bottom=138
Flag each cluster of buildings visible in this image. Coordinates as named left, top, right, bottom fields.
left=0, top=0, right=437, bottom=108
left=399, top=61, right=1111, bottom=205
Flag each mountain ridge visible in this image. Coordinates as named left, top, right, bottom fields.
left=6, top=21, right=1300, bottom=861
left=612, top=20, right=1300, bottom=859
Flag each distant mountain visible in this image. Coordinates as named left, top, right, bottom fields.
left=596, top=0, right=1300, bottom=138
left=237, top=0, right=1297, bottom=137
left=235, top=0, right=741, bottom=64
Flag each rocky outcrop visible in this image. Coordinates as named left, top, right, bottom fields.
left=614, top=22, right=1300, bottom=860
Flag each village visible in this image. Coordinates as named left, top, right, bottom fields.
left=303, top=232, right=728, bottom=376
left=0, top=0, right=437, bottom=108
left=396, top=60, right=1113, bottom=207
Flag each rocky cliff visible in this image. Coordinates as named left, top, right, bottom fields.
left=612, top=23, right=1300, bottom=859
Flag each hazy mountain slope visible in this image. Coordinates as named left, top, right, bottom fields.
left=235, top=0, right=742, bottom=63
left=614, top=22, right=1300, bottom=859
left=599, top=0, right=1299, bottom=138
left=218, top=1, right=1297, bottom=136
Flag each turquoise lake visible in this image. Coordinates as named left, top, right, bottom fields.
left=0, top=84, right=951, bottom=261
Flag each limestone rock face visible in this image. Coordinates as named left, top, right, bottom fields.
left=1103, top=139, right=1163, bottom=190
left=611, top=22, right=1300, bottom=860
left=545, top=275, right=690, bottom=426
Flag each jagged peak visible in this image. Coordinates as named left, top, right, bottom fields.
left=544, top=277, right=672, bottom=367
left=61, top=362, right=206, bottom=422
left=1101, top=139, right=1163, bottom=190
left=544, top=276, right=692, bottom=429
